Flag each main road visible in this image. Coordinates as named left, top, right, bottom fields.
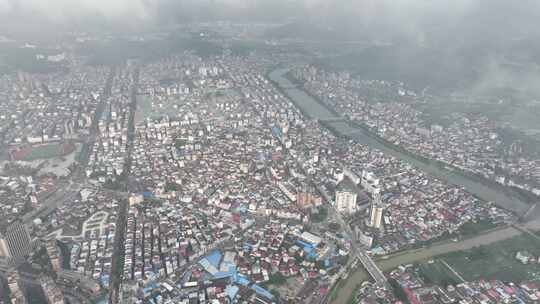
left=315, top=184, right=387, bottom=285
left=109, top=66, right=139, bottom=304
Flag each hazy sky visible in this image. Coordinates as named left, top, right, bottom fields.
left=0, top=0, right=477, bottom=22
left=1, top=0, right=540, bottom=95
left=1, top=0, right=540, bottom=45
left=0, top=0, right=539, bottom=34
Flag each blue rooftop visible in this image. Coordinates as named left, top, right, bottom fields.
left=251, top=284, right=274, bottom=300
left=205, top=250, right=222, bottom=268
left=225, top=285, right=239, bottom=301
left=296, top=240, right=314, bottom=249
left=233, top=273, right=250, bottom=286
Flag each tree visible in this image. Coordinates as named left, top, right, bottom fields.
left=389, top=278, right=410, bottom=304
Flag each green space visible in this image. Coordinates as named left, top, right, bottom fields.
left=312, top=206, right=328, bottom=223
left=412, top=220, right=500, bottom=250
left=263, top=273, right=287, bottom=287
left=417, top=100, right=540, bottom=156
left=456, top=220, right=499, bottom=238
left=0, top=44, right=65, bottom=73
left=175, top=138, right=189, bottom=150
left=135, top=94, right=160, bottom=124
left=389, top=278, right=409, bottom=304
left=86, top=223, right=102, bottom=230
left=78, top=35, right=223, bottom=66
left=418, top=260, right=460, bottom=286
left=441, top=234, right=540, bottom=282
left=17, top=143, right=74, bottom=161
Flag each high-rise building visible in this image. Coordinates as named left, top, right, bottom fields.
left=335, top=190, right=357, bottom=214
left=368, top=192, right=384, bottom=229
left=0, top=238, right=10, bottom=257
left=1, top=221, right=33, bottom=259
left=369, top=205, right=384, bottom=229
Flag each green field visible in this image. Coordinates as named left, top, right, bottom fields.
left=457, top=220, right=499, bottom=238
left=418, top=260, right=461, bottom=286
left=15, top=142, right=75, bottom=161
left=441, top=234, right=540, bottom=282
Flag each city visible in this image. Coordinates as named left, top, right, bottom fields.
left=1, top=2, right=540, bottom=304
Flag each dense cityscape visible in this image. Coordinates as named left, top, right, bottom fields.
left=1, top=5, right=540, bottom=304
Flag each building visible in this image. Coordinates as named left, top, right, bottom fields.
left=40, top=276, right=65, bottom=304
left=296, top=186, right=321, bottom=209
left=0, top=238, right=10, bottom=257
left=58, top=270, right=102, bottom=295
left=297, top=191, right=313, bottom=209
left=278, top=181, right=297, bottom=202
left=335, top=190, right=357, bottom=214
left=301, top=231, right=322, bottom=246
left=128, top=194, right=144, bottom=206
left=368, top=193, right=384, bottom=229
left=1, top=221, right=32, bottom=259
left=45, top=238, right=61, bottom=272
left=7, top=270, right=27, bottom=304
left=361, top=171, right=380, bottom=195
left=343, top=167, right=361, bottom=185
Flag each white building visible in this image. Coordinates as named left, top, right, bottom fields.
left=361, top=171, right=380, bottom=194
left=368, top=192, right=384, bottom=229
left=343, top=167, right=361, bottom=185
left=368, top=204, right=384, bottom=229
left=335, top=190, right=357, bottom=214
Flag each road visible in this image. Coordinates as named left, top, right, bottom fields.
left=440, top=259, right=465, bottom=283
left=317, top=184, right=386, bottom=285
left=329, top=220, right=540, bottom=304
left=77, top=67, right=116, bottom=176
left=22, top=182, right=82, bottom=223
left=376, top=219, right=540, bottom=271
left=109, top=66, right=139, bottom=304
left=21, top=67, right=116, bottom=226
left=330, top=209, right=386, bottom=285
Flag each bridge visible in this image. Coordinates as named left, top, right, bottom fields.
left=315, top=184, right=387, bottom=285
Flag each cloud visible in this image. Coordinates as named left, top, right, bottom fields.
left=0, top=0, right=539, bottom=37
left=0, top=0, right=152, bottom=19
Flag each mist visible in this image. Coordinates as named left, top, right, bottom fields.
left=2, top=0, right=540, bottom=95
left=1, top=0, right=540, bottom=38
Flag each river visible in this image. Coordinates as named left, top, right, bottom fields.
left=268, top=67, right=532, bottom=216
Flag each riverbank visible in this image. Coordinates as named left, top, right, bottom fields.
left=268, top=67, right=535, bottom=216
left=323, top=120, right=536, bottom=216
left=347, top=120, right=540, bottom=208
left=287, top=68, right=538, bottom=211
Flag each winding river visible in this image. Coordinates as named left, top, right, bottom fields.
left=268, top=67, right=532, bottom=215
